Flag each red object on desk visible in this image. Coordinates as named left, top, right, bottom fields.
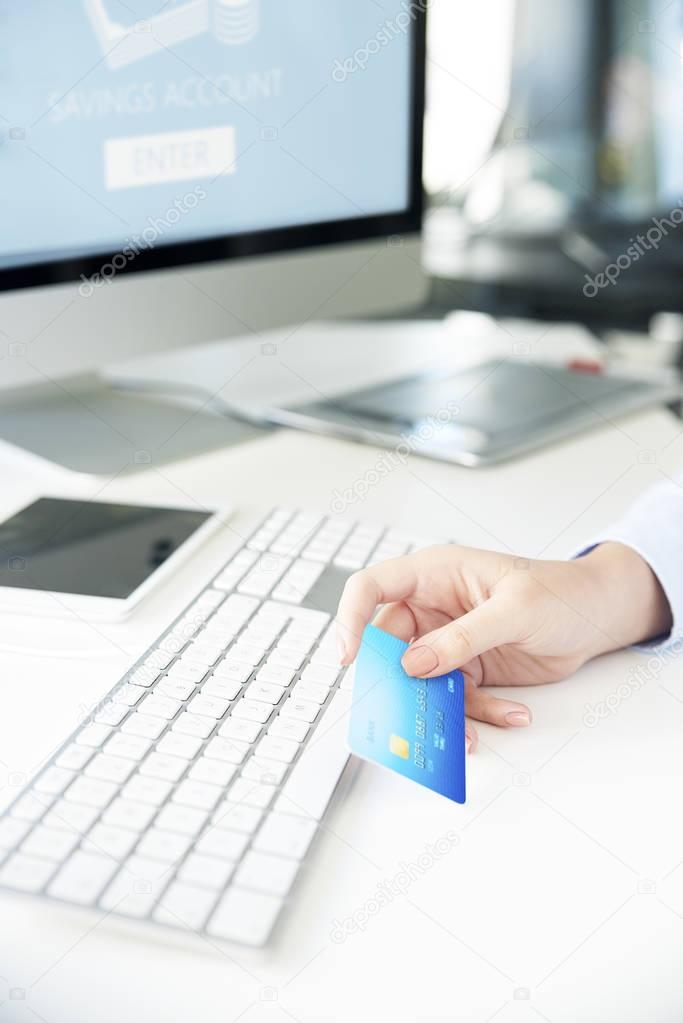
left=567, top=358, right=603, bottom=374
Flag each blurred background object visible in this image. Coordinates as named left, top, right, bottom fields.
left=425, top=0, right=683, bottom=330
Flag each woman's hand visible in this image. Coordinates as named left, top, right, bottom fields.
left=335, top=541, right=671, bottom=751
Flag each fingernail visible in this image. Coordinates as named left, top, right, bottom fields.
left=402, top=644, right=438, bottom=676
left=505, top=711, right=531, bottom=727
left=336, top=631, right=347, bottom=665
left=465, top=736, right=472, bottom=754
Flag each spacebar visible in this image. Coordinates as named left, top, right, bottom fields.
left=275, top=689, right=352, bottom=820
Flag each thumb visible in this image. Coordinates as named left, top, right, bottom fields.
left=401, top=597, right=516, bottom=677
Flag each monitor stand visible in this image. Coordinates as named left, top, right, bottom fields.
left=0, top=374, right=266, bottom=475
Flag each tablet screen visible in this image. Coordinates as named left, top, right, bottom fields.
left=0, top=498, right=211, bottom=599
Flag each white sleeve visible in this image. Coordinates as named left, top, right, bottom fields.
left=576, top=476, right=683, bottom=652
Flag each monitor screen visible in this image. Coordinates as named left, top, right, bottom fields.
left=0, top=1, right=424, bottom=287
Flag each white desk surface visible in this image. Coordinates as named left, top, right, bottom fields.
left=1, top=362, right=683, bottom=1023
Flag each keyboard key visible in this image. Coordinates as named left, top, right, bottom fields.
left=184, top=643, right=223, bottom=667
left=241, top=758, right=288, bottom=786
left=255, top=736, right=299, bottom=764
left=202, top=677, right=242, bottom=702
left=166, top=661, right=207, bottom=686
left=0, top=817, right=31, bottom=851
left=137, top=829, right=192, bottom=864
left=280, top=698, right=319, bottom=724
left=255, top=603, right=291, bottom=626
left=102, top=798, right=156, bottom=832
left=218, top=717, right=262, bottom=743
left=309, top=648, right=343, bottom=671
left=278, top=630, right=316, bottom=655
left=267, top=647, right=305, bottom=670
left=172, top=713, right=215, bottom=740
left=207, top=886, right=283, bottom=946
left=157, top=732, right=202, bottom=760
left=94, top=702, right=129, bottom=728
left=122, top=775, right=173, bottom=806
left=229, top=641, right=267, bottom=666
left=300, top=665, right=340, bottom=687
left=171, top=616, right=203, bottom=642
left=255, top=665, right=295, bottom=688
left=0, top=853, right=56, bottom=892
left=43, top=800, right=99, bottom=834
left=139, top=695, right=181, bottom=720
left=202, top=623, right=240, bottom=649
left=49, top=851, right=117, bottom=904
left=21, top=825, right=80, bottom=862
left=34, top=766, right=75, bottom=796
left=104, top=733, right=153, bottom=761
left=238, top=554, right=291, bottom=597
left=275, top=689, right=351, bottom=820
left=9, top=791, right=53, bottom=823
left=196, top=828, right=249, bottom=860
left=187, top=694, right=230, bottom=720
left=156, top=678, right=195, bottom=702
left=121, top=713, right=166, bottom=740
left=188, top=757, right=237, bottom=787
left=242, top=622, right=281, bottom=647
left=194, top=588, right=226, bottom=611
left=211, top=801, right=263, bottom=835
left=227, top=778, right=277, bottom=809
left=173, top=780, right=223, bottom=812
left=158, top=632, right=188, bottom=656
left=76, top=723, right=113, bottom=748
left=216, top=592, right=259, bottom=619
left=155, top=804, right=208, bottom=837
left=146, top=648, right=174, bottom=670
left=139, top=753, right=187, bottom=783
left=271, top=558, right=324, bottom=604
left=212, top=660, right=252, bottom=685
left=56, top=744, right=95, bottom=771
left=65, top=777, right=118, bottom=809
left=234, top=850, right=300, bottom=896
left=178, top=853, right=235, bottom=890
left=268, top=717, right=309, bottom=743
left=253, top=813, right=317, bottom=859
left=85, top=754, right=135, bottom=785
left=82, top=823, right=137, bottom=861
left=246, top=682, right=284, bottom=705
left=214, top=547, right=259, bottom=588
left=204, top=736, right=250, bottom=765
left=99, top=855, right=170, bottom=917
left=232, top=699, right=273, bottom=724
left=289, top=608, right=330, bottom=630
left=291, top=682, right=328, bottom=706
left=154, top=881, right=218, bottom=930
left=129, top=665, right=161, bottom=689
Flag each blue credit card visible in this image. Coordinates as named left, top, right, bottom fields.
left=347, top=624, right=466, bottom=803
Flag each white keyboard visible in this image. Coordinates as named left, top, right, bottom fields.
left=0, top=507, right=442, bottom=946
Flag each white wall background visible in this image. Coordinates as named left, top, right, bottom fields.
left=424, top=0, right=515, bottom=197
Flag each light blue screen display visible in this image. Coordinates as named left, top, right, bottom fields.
left=0, top=1, right=414, bottom=268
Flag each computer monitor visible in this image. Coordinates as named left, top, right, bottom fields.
left=0, top=1, right=427, bottom=471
